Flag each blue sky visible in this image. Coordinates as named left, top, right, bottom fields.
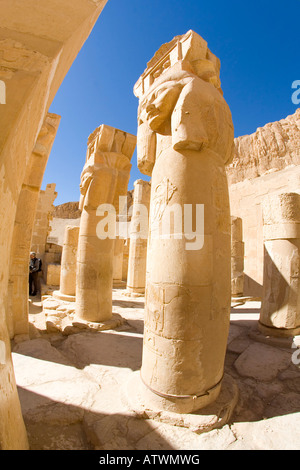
left=44, top=0, right=300, bottom=205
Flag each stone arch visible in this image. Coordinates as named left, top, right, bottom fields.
left=0, top=0, right=108, bottom=449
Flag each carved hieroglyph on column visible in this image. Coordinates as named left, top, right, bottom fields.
left=127, top=179, right=151, bottom=294
left=231, top=216, right=244, bottom=296
left=259, top=193, right=300, bottom=337
left=54, top=225, right=79, bottom=301
left=75, top=125, right=136, bottom=322
left=132, top=30, right=234, bottom=413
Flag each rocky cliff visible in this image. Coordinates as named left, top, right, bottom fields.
left=52, top=202, right=81, bottom=219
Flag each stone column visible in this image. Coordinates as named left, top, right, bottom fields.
left=127, top=179, right=151, bottom=295
left=8, top=114, right=60, bottom=337
left=231, top=216, right=244, bottom=297
left=31, top=183, right=58, bottom=259
left=131, top=31, right=234, bottom=414
left=54, top=225, right=79, bottom=301
left=121, top=191, right=133, bottom=282
left=75, top=125, right=136, bottom=322
left=259, top=193, right=300, bottom=337
left=113, top=236, right=125, bottom=287
left=122, top=238, right=130, bottom=281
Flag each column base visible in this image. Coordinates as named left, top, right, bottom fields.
left=42, top=295, right=123, bottom=335
left=249, top=327, right=297, bottom=349
left=122, top=371, right=238, bottom=433
left=124, top=288, right=145, bottom=298
left=53, top=290, right=76, bottom=302
left=68, top=312, right=123, bottom=334
left=127, top=286, right=145, bottom=294
left=258, top=321, right=300, bottom=338
left=113, top=280, right=127, bottom=288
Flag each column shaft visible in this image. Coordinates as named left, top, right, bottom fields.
left=127, top=179, right=151, bottom=294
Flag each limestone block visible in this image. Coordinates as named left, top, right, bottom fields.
left=234, top=343, right=291, bottom=381
left=46, top=264, right=61, bottom=286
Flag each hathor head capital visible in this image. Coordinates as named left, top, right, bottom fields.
left=134, top=30, right=222, bottom=100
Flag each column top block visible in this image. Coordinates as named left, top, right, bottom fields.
left=134, top=179, right=151, bottom=187
left=86, top=124, right=136, bottom=162
left=134, top=29, right=221, bottom=100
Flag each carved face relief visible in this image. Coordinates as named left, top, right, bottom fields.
left=139, top=81, right=182, bottom=133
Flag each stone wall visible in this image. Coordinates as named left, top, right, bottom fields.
left=228, top=109, right=300, bottom=297
left=31, top=183, right=57, bottom=257
left=49, top=217, right=81, bottom=247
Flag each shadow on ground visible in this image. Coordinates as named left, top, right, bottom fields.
left=18, top=387, right=175, bottom=450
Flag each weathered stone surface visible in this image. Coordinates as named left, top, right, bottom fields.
left=227, top=336, right=251, bottom=354
left=12, top=339, right=101, bottom=421
left=42, top=295, right=124, bottom=336
left=123, top=371, right=239, bottom=433
left=259, top=193, right=300, bottom=335
left=227, top=110, right=300, bottom=299
left=76, top=125, right=136, bottom=322
left=134, top=29, right=234, bottom=414
left=8, top=114, right=61, bottom=339
left=26, top=423, right=89, bottom=451
left=231, top=216, right=244, bottom=296
left=135, top=423, right=237, bottom=451
left=31, top=184, right=58, bottom=257
left=227, top=109, right=300, bottom=185
left=127, top=179, right=151, bottom=294
left=229, top=413, right=300, bottom=450
left=59, top=225, right=79, bottom=297
left=53, top=202, right=81, bottom=219
left=0, top=0, right=108, bottom=449
left=59, top=329, right=143, bottom=371
left=9, top=295, right=300, bottom=450
left=46, top=263, right=60, bottom=287
left=234, top=342, right=292, bottom=381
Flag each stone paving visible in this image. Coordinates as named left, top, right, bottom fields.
left=11, top=289, right=300, bottom=450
